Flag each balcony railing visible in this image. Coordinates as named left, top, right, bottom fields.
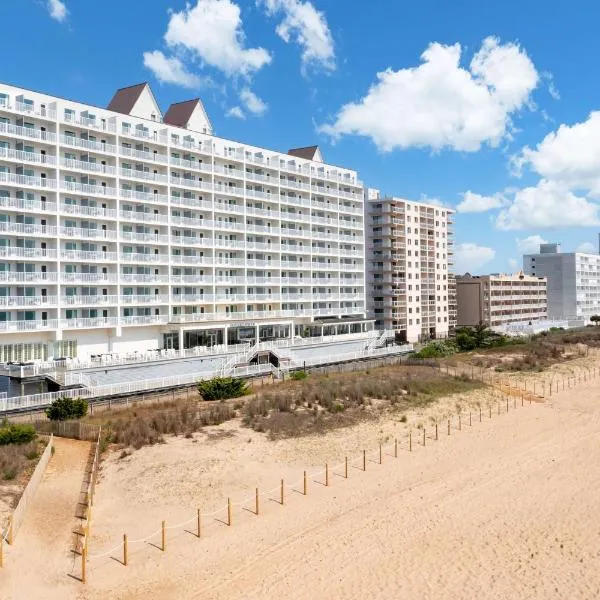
left=61, top=158, right=116, bottom=175
left=0, top=295, right=57, bottom=307
left=0, top=222, right=58, bottom=236
left=0, top=272, right=58, bottom=283
left=0, top=246, right=57, bottom=260
left=61, top=180, right=116, bottom=196
left=0, top=122, right=56, bottom=143
left=0, top=196, right=57, bottom=213
left=0, top=172, right=57, bottom=189
left=60, top=249, right=118, bottom=262
left=61, top=135, right=117, bottom=154
left=0, top=147, right=57, bottom=165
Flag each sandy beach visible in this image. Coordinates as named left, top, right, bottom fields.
left=2, top=362, right=600, bottom=600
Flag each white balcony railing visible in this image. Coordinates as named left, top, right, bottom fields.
left=0, top=247, right=57, bottom=260
left=0, top=147, right=57, bottom=166
left=0, top=122, right=56, bottom=143
left=61, top=158, right=116, bottom=175
left=61, top=135, right=117, bottom=154
left=0, top=171, right=57, bottom=189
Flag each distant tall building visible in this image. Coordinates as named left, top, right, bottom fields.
left=455, top=272, right=547, bottom=327
left=523, top=243, right=600, bottom=321
left=365, top=190, right=454, bottom=342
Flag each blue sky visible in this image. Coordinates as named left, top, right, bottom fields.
left=5, top=0, right=600, bottom=273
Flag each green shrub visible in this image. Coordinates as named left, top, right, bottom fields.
left=415, top=340, right=457, bottom=358
left=0, top=423, right=37, bottom=445
left=291, top=370, right=308, bottom=380
left=45, top=396, right=88, bottom=421
left=197, top=377, right=249, bottom=401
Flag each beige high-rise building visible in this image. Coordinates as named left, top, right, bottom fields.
left=365, top=189, right=455, bottom=343
left=456, top=272, right=547, bottom=327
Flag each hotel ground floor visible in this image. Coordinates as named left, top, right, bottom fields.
left=0, top=316, right=374, bottom=363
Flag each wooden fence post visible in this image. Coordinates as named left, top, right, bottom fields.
left=394, top=439, right=398, bottom=458
left=379, top=444, right=382, bottom=465
left=458, top=415, right=461, bottom=431
left=197, top=509, right=202, bottom=537
left=363, top=450, right=366, bottom=471
left=123, top=534, right=128, bottom=566
left=280, top=479, right=285, bottom=504
left=506, top=397, right=509, bottom=413
left=256, top=488, right=260, bottom=515
left=8, top=516, right=13, bottom=545
left=423, top=428, right=426, bottom=447
left=435, top=423, right=438, bottom=440
left=469, top=412, right=472, bottom=426
left=479, top=406, right=482, bottom=422
left=303, top=471, right=307, bottom=495
left=409, top=432, right=412, bottom=451
left=345, top=457, right=348, bottom=479
left=81, top=547, right=87, bottom=584
left=227, top=498, right=232, bottom=526
left=447, top=419, right=450, bottom=435
left=161, top=520, right=166, bottom=552
left=325, top=464, right=329, bottom=487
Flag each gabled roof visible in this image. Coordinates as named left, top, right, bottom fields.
left=288, top=145, right=323, bottom=162
left=163, top=99, right=198, bottom=127
left=107, top=83, right=147, bottom=114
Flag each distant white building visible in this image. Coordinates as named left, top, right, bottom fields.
left=523, top=242, right=600, bottom=321
left=365, top=189, right=455, bottom=342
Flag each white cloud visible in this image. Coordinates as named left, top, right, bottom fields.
left=453, top=243, right=496, bottom=274
left=576, top=242, right=597, bottom=254
left=456, top=190, right=507, bottom=213
left=496, top=180, right=600, bottom=230
left=47, top=0, right=67, bottom=22
left=419, top=194, right=446, bottom=207
left=240, top=87, right=268, bottom=116
left=164, top=0, right=272, bottom=78
left=319, top=36, right=539, bottom=152
left=508, top=257, right=519, bottom=271
left=226, top=106, right=246, bottom=119
left=261, top=0, right=335, bottom=73
left=143, top=51, right=201, bottom=88
left=516, top=234, right=548, bottom=255
left=513, top=112, right=600, bottom=196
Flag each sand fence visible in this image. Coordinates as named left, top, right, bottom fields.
left=75, top=427, right=102, bottom=583
left=78, top=367, right=600, bottom=586
left=0, top=434, right=54, bottom=567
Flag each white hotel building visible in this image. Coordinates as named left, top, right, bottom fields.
left=0, top=82, right=367, bottom=363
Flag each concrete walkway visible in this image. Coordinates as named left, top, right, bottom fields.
left=0, top=437, right=91, bottom=600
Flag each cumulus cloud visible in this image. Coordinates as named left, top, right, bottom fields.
left=261, top=0, right=335, bottom=73
left=496, top=180, right=600, bottom=230
left=164, top=0, right=272, bottom=78
left=516, top=235, right=548, bottom=255
left=456, top=190, right=507, bottom=213
left=226, top=106, right=246, bottom=119
left=240, top=87, right=268, bottom=116
left=576, top=242, right=597, bottom=254
left=512, top=112, right=600, bottom=196
left=453, top=243, right=496, bottom=274
left=143, top=51, right=202, bottom=88
left=319, top=37, right=539, bottom=152
left=47, top=0, right=67, bottom=22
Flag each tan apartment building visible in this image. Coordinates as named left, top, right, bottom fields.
left=456, top=272, right=547, bottom=327
left=365, top=189, right=455, bottom=342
